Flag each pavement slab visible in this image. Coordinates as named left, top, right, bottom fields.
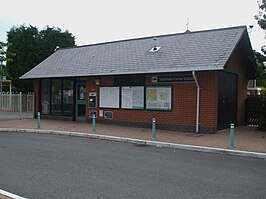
left=0, top=119, right=265, bottom=153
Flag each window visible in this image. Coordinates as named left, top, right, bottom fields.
left=51, top=79, right=62, bottom=115
left=78, top=85, right=86, bottom=100
left=63, top=80, right=74, bottom=116
left=41, top=79, right=50, bottom=114
left=41, top=79, right=74, bottom=117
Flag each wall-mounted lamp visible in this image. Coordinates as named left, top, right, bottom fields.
left=95, top=78, right=101, bottom=85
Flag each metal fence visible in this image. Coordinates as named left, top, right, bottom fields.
left=246, top=95, right=263, bottom=126
left=0, top=92, right=34, bottom=121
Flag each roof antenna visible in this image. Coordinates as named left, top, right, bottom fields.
left=54, top=46, right=60, bottom=52
left=185, top=18, right=190, bottom=33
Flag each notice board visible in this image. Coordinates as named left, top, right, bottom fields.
left=146, top=86, right=172, bottom=110
left=99, top=87, right=120, bottom=108
left=121, top=86, right=144, bottom=109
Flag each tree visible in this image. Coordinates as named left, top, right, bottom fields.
left=0, top=41, right=14, bottom=63
left=38, top=26, right=75, bottom=60
left=255, top=0, right=266, bottom=29
left=5, top=25, right=39, bottom=92
left=0, top=41, right=15, bottom=94
left=5, top=25, right=75, bottom=92
left=254, top=51, right=266, bottom=88
left=0, top=41, right=15, bottom=75
left=255, top=0, right=266, bottom=88
left=255, top=0, right=266, bottom=53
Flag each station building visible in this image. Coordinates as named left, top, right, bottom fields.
left=21, top=26, right=257, bottom=133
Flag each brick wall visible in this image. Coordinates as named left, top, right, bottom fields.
left=198, top=72, right=219, bottom=127
left=86, top=72, right=218, bottom=133
left=32, top=71, right=222, bottom=132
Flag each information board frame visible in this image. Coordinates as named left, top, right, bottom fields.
left=121, top=86, right=144, bottom=110
left=99, top=87, right=120, bottom=108
left=146, top=86, right=172, bottom=111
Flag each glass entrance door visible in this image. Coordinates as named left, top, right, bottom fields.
left=76, top=82, right=86, bottom=122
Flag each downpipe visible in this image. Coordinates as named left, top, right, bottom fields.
left=192, top=71, right=200, bottom=133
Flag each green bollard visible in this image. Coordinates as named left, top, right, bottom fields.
left=229, top=123, right=235, bottom=149
left=92, top=115, right=96, bottom=134
left=152, top=118, right=156, bottom=140
left=37, top=112, right=40, bottom=129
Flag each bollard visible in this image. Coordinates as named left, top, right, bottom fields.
left=229, top=123, right=235, bottom=149
left=92, top=115, right=96, bottom=134
left=152, top=118, right=156, bottom=140
left=37, top=112, right=40, bottom=129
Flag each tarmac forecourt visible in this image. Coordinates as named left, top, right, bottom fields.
left=0, top=128, right=266, bottom=160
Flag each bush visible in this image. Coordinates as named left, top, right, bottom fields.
left=258, top=91, right=266, bottom=131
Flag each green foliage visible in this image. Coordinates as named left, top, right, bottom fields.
left=255, top=0, right=266, bottom=30
left=0, top=41, right=8, bottom=63
left=254, top=51, right=266, bottom=88
left=255, top=0, right=266, bottom=54
left=38, top=26, right=75, bottom=60
left=0, top=41, right=15, bottom=63
left=5, top=25, right=75, bottom=92
left=258, top=92, right=266, bottom=131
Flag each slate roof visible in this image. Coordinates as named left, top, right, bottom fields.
left=21, top=26, right=253, bottom=79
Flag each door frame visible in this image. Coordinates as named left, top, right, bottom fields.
left=217, top=71, right=238, bottom=130
left=76, top=81, right=87, bottom=122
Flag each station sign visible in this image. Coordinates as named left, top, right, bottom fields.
left=152, top=76, right=194, bottom=83
left=1, top=80, right=11, bottom=87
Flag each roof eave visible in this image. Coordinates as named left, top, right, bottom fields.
left=20, top=67, right=225, bottom=79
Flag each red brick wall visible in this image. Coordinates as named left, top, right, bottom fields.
left=85, top=72, right=218, bottom=130
left=198, top=72, right=219, bottom=127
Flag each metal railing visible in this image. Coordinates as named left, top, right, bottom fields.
left=0, top=92, right=34, bottom=121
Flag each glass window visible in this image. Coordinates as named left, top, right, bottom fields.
left=41, top=79, right=50, bottom=114
left=78, top=85, right=86, bottom=100
left=51, top=79, right=62, bottom=115
left=63, top=80, right=74, bottom=116
left=42, top=79, right=74, bottom=117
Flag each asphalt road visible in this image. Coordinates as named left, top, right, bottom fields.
left=0, top=132, right=265, bottom=199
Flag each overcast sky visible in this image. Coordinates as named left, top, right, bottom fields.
left=0, top=0, right=265, bottom=52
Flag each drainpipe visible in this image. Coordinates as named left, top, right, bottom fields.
left=192, top=71, right=200, bottom=133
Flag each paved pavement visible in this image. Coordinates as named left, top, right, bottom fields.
left=0, top=195, right=11, bottom=199
left=0, top=119, right=265, bottom=153
left=1, top=132, right=265, bottom=199
left=0, top=194, right=11, bottom=199
left=0, top=189, right=24, bottom=199
left=0, top=112, right=33, bottom=121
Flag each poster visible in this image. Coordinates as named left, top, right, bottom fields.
left=99, top=87, right=120, bottom=108
left=146, top=86, right=172, bottom=110
left=122, top=86, right=144, bottom=109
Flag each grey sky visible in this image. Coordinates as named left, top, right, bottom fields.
left=0, top=0, right=265, bottom=52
